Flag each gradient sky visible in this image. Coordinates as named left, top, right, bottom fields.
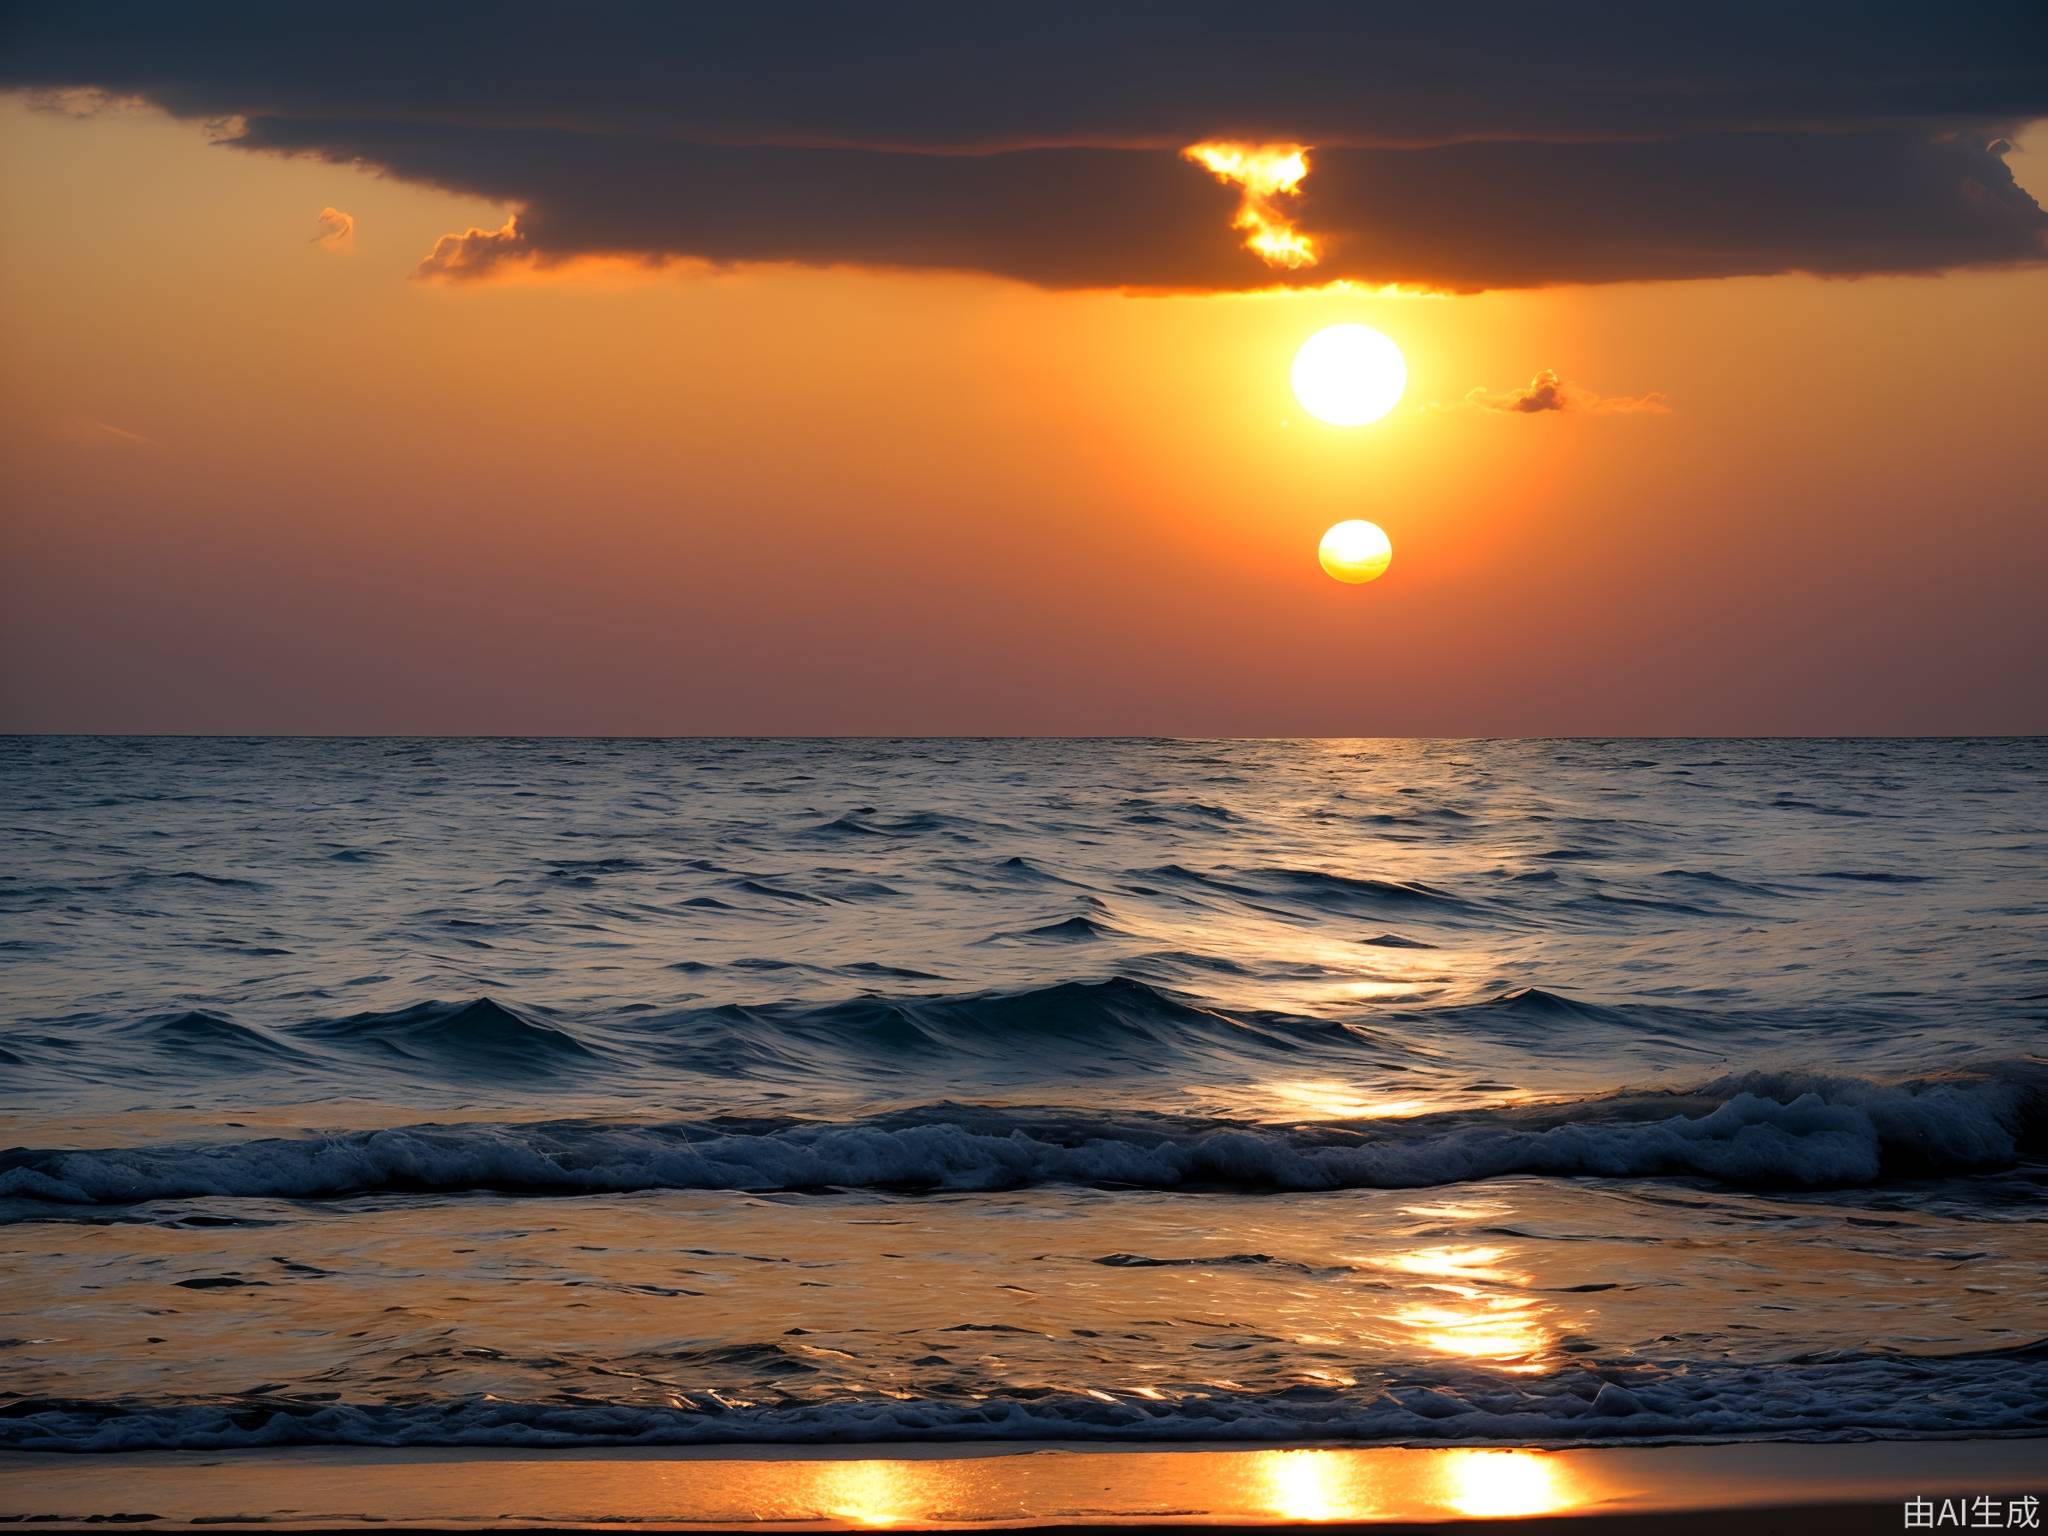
left=2, top=4, right=2046, bottom=734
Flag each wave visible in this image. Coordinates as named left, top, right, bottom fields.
left=1143, top=864, right=1483, bottom=918
left=8, top=978, right=1358, bottom=1089
left=15, top=974, right=2033, bottom=1104
left=1655, top=869, right=1789, bottom=897
left=110, top=1010, right=312, bottom=1069
left=1120, top=797, right=1240, bottom=828
left=801, top=809, right=991, bottom=842
left=4, top=1064, right=2037, bottom=1211
left=148, top=869, right=266, bottom=890
left=696, top=977, right=1327, bottom=1071
left=1092, top=1251, right=1314, bottom=1271
left=982, top=914, right=1121, bottom=944
left=728, top=876, right=831, bottom=905
left=1405, top=989, right=1728, bottom=1054
left=542, top=856, right=653, bottom=883
left=4, top=1340, right=2042, bottom=1451
left=985, top=854, right=1088, bottom=886
left=291, top=997, right=608, bottom=1077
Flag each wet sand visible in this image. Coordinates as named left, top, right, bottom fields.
left=0, top=1439, right=2039, bottom=1531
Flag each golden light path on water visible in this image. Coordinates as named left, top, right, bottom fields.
left=1250, top=1448, right=1573, bottom=1522
left=15, top=1440, right=2043, bottom=1528
left=816, top=1459, right=920, bottom=1528
left=663, top=1446, right=1588, bottom=1526
left=1371, top=1244, right=1558, bottom=1371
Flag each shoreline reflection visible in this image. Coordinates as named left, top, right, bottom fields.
left=750, top=1443, right=1597, bottom=1527
left=1253, top=1449, right=1377, bottom=1522
left=1437, top=1449, right=1573, bottom=1518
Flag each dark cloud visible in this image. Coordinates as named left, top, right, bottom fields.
left=5, top=1, right=2046, bottom=292
left=1468, top=370, right=1669, bottom=414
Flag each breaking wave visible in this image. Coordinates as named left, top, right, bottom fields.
left=5, top=1340, right=2043, bottom=1452
left=4, top=1064, right=2037, bottom=1211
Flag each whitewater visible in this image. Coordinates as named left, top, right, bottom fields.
left=1, top=737, right=2042, bottom=1453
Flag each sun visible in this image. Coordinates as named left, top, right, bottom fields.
left=1319, top=520, right=1393, bottom=583
left=1292, top=324, right=1406, bottom=426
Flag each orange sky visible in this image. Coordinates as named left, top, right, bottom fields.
left=2, top=97, right=2045, bottom=733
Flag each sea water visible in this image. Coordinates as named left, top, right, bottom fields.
left=1, top=737, right=2042, bottom=1450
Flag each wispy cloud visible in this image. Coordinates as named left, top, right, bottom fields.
left=312, top=206, right=355, bottom=252
left=1466, top=369, right=1670, bottom=415
left=49, top=415, right=160, bottom=448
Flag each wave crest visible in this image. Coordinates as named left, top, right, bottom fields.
left=293, top=997, right=607, bottom=1076
left=4, top=1064, right=2036, bottom=1211
left=4, top=1339, right=2043, bottom=1451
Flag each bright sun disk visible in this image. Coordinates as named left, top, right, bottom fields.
left=1319, top=520, right=1393, bottom=583
left=1293, top=324, right=1407, bottom=425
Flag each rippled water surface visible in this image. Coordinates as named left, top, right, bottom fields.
left=1, top=737, right=2043, bottom=1450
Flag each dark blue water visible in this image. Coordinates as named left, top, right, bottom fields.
left=2, top=738, right=2043, bottom=1451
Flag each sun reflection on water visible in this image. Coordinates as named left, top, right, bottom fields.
left=1376, top=1246, right=1557, bottom=1371
left=1436, top=1449, right=1572, bottom=1517
left=1381, top=1244, right=1518, bottom=1282
left=669, top=1444, right=1599, bottom=1527
left=1398, top=1296, right=1551, bottom=1364
left=1267, top=1079, right=1430, bottom=1119
left=812, top=1461, right=918, bottom=1527
left=1252, top=1449, right=1375, bottom=1522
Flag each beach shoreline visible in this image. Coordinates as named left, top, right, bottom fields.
left=2, top=1437, right=2039, bottom=1532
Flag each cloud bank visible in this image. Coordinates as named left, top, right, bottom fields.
left=4, top=1, right=2045, bottom=293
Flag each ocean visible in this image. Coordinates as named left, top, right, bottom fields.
left=1, top=737, right=2043, bottom=1453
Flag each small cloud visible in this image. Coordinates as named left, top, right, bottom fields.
left=414, top=214, right=527, bottom=279
left=1466, top=369, right=1670, bottom=415
left=312, top=206, right=355, bottom=252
